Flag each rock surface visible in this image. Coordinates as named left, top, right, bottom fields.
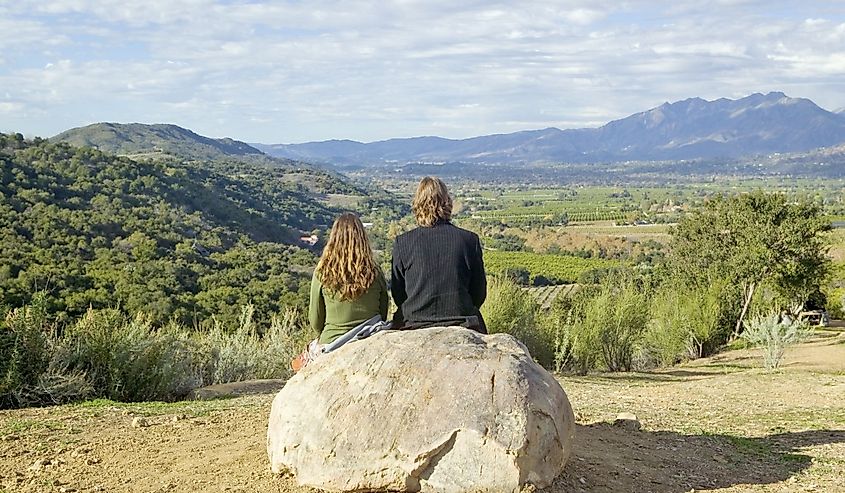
left=190, top=379, right=286, bottom=400
left=267, top=327, right=576, bottom=492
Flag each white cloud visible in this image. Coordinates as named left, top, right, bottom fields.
left=2, top=0, right=844, bottom=142
left=0, top=102, right=25, bottom=113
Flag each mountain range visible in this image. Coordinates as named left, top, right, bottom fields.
left=254, top=92, right=845, bottom=166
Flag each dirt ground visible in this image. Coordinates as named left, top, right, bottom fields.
left=1, top=328, right=843, bottom=493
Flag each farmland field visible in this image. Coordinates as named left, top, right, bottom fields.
left=525, top=284, right=579, bottom=309
left=484, top=251, right=621, bottom=284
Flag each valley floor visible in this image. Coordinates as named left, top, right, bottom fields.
left=2, top=328, right=844, bottom=493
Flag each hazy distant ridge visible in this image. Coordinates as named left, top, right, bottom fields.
left=53, top=122, right=264, bottom=161
left=256, top=92, right=845, bottom=165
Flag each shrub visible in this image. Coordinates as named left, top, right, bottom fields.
left=643, top=281, right=727, bottom=367
left=686, top=282, right=730, bottom=358
left=2, top=299, right=310, bottom=408
left=545, top=285, right=600, bottom=374
left=537, top=306, right=576, bottom=373
left=588, top=278, right=650, bottom=371
left=58, top=309, right=199, bottom=401
left=195, top=305, right=308, bottom=385
left=263, top=308, right=312, bottom=379
left=642, top=290, right=689, bottom=367
left=549, top=277, right=650, bottom=373
left=818, top=260, right=843, bottom=319
left=113, top=324, right=199, bottom=402
left=741, top=313, right=811, bottom=369
left=0, top=296, right=52, bottom=408
left=824, top=285, right=845, bottom=320
left=482, top=276, right=555, bottom=367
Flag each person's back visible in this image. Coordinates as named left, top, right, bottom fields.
left=311, top=270, right=387, bottom=344
left=309, top=213, right=389, bottom=345
left=391, top=177, right=487, bottom=332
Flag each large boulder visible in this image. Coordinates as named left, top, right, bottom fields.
left=267, top=327, right=575, bottom=492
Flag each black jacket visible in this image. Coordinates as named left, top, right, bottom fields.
left=390, top=221, right=487, bottom=332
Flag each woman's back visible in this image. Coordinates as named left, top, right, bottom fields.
left=308, top=213, right=388, bottom=345
left=310, top=271, right=387, bottom=344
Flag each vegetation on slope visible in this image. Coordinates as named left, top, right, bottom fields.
left=0, top=132, right=336, bottom=325
left=0, top=132, right=838, bottom=408
left=51, top=122, right=365, bottom=196
left=52, top=123, right=263, bottom=161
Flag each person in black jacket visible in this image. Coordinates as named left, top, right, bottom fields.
left=390, top=176, right=487, bottom=333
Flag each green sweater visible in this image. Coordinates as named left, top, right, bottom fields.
left=309, top=270, right=389, bottom=344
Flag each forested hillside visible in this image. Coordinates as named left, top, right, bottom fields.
left=0, top=132, right=338, bottom=325
left=52, top=122, right=364, bottom=196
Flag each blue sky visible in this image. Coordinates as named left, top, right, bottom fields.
left=1, top=1, right=844, bottom=143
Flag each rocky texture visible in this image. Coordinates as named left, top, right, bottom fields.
left=267, top=327, right=575, bottom=492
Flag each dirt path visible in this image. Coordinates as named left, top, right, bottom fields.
left=2, top=331, right=844, bottom=493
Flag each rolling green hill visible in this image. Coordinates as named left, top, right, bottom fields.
left=0, top=132, right=341, bottom=326
left=51, top=122, right=364, bottom=196
left=52, top=123, right=263, bottom=161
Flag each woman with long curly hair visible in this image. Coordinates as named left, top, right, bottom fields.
left=309, top=212, right=388, bottom=345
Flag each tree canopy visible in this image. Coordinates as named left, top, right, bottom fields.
left=0, top=133, right=352, bottom=325
left=669, top=191, right=831, bottom=334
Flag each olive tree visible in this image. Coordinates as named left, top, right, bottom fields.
left=669, top=191, right=830, bottom=338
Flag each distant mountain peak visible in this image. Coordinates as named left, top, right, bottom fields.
left=257, top=92, right=845, bottom=165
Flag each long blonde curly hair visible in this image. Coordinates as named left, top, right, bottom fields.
left=316, top=212, right=379, bottom=301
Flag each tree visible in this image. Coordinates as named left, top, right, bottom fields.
left=669, top=191, right=830, bottom=337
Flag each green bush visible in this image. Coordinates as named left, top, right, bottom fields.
left=550, top=277, right=649, bottom=373
left=482, top=276, right=555, bottom=367
left=642, top=289, right=690, bottom=367
left=194, top=305, right=308, bottom=385
left=0, top=296, right=51, bottom=408
left=823, top=263, right=845, bottom=319
left=57, top=309, right=199, bottom=402
left=643, top=281, right=727, bottom=366
left=1, top=300, right=309, bottom=408
left=589, top=278, right=650, bottom=371
left=828, top=287, right=845, bottom=319
left=544, top=285, right=600, bottom=374
left=537, top=306, right=576, bottom=373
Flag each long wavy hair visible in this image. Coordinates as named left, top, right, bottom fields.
left=316, top=213, right=379, bottom=301
left=412, top=176, right=452, bottom=227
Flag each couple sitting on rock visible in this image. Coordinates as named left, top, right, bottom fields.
left=293, top=177, right=487, bottom=371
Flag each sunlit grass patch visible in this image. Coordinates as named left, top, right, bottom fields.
left=73, top=398, right=242, bottom=417
left=1, top=418, right=67, bottom=435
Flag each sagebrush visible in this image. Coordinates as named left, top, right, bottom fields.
left=741, top=312, right=811, bottom=369
left=0, top=301, right=310, bottom=408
